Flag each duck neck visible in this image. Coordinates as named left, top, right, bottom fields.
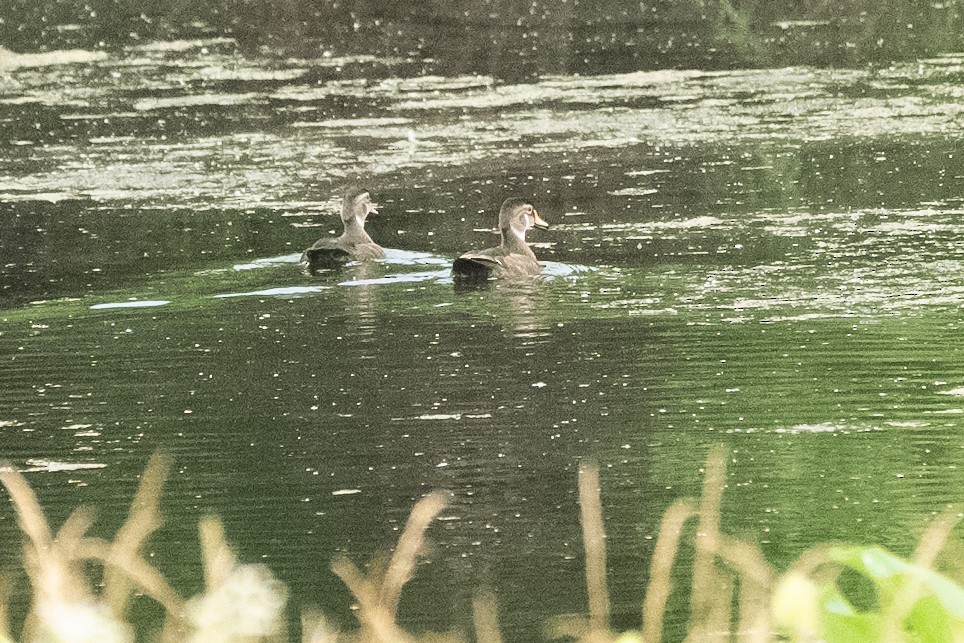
left=341, top=216, right=375, bottom=245
left=501, top=226, right=534, bottom=257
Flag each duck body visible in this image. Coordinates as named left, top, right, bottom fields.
left=302, top=188, right=384, bottom=270
left=452, top=246, right=542, bottom=279
left=452, top=197, right=548, bottom=281
left=302, top=237, right=384, bottom=266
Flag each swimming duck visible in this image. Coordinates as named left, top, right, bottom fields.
left=302, top=188, right=384, bottom=269
left=452, top=197, right=549, bottom=280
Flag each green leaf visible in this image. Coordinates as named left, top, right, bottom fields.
left=829, top=545, right=964, bottom=618
left=830, top=546, right=907, bottom=581
left=819, top=583, right=881, bottom=642
left=906, top=594, right=963, bottom=642
left=822, top=545, right=964, bottom=642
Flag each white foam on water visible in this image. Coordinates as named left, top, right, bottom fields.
left=215, top=286, right=329, bottom=298
left=90, top=300, right=170, bottom=310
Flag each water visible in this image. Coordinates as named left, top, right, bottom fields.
left=1, top=13, right=963, bottom=641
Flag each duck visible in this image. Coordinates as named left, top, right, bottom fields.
left=452, top=197, right=549, bottom=280
left=302, top=188, right=384, bottom=269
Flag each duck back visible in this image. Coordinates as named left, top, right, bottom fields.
left=302, top=240, right=351, bottom=271
left=452, top=247, right=541, bottom=281
left=302, top=237, right=384, bottom=272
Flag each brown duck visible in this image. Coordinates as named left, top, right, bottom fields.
left=302, top=188, right=383, bottom=268
left=452, top=197, right=549, bottom=280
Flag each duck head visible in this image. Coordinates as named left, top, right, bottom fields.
left=341, top=188, right=379, bottom=228
left=499, top=197, right=548, bottom=250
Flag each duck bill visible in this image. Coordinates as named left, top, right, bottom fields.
left=532, top=209, right=549, bottom=230
left=367, top=202, right=379, bottom=215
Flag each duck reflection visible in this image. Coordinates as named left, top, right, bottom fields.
left=337, top=260, right=381, bottom=353
left=454, top=279, right=554, bottom=346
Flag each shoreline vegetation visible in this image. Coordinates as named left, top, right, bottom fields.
left=0, top=447, right=961, bottom=642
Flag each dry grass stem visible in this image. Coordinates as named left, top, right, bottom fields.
left=1, top=450, right=960, bottom=643
left=578, top=462, right=611, bottom=638
left=705, top=572, right=734, bottom=643
left=472, top=591, right=503, bottom=643
left=331, top=491, right=450, bottom=643
left=0, top=463, right=54, bottom=555
left=735, top=573, right=770, bottom=643
left=716, top=537, right=774, bottom=590
left=685, top=445, right=730, bottom=642
left=716, top=536, right=774, bottom=643
left=331, top=556, right=412, bottom=643
left=542, top=616, right=584, bottom=641
left=882, top=508, right=963, bottom=640
left=783, top=545, right=836, bottom=581
left=0, top=462, right=94, bottom=640
left=301, top=609, right=341, bottom=643
left=77, top=537, right=185, bottom=617
left=0, top=455, right=188, bottom=641
left=910, top=508, right=961, bottom=576
left=53, top=506, right=95, bottom=553
left=641, top=499, right=698, bottom=643
left=199, top=515, right=239, bottom=593
left=382, top=491, right=450, bottom=616
left=104, top=452, right=172, bottom=616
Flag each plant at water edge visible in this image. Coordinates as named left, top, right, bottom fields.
left=773, top=540, right=964, bottom=642
left=0, top=448, right=961, bottom=642
left=0, top=454, right=287, bottom=643
left=548, top=446, right=963, bottom=643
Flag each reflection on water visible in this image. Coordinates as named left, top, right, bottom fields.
left=0, top=16, right=963, bottom=643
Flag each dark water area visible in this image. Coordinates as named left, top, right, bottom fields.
left=2, top=0, right=964, bottom=77
left=1, top=2, right=964, bottom=641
